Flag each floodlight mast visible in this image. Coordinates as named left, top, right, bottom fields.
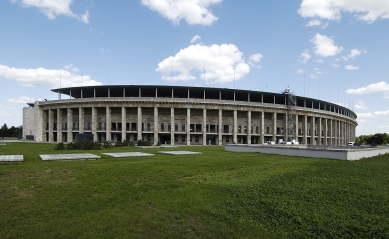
left=283, top=86, right=297, bottom=143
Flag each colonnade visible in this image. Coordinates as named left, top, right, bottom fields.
left=43, top=104, right=356, bottom=146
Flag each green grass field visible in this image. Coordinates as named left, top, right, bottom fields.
left=1, top=142, right=389, bottom=238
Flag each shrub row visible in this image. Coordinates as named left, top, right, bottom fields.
left=54, top=139, right=101, bottom=150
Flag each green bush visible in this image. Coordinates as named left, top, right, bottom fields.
left=103, top=140, right=112, bottom=148
left=129, top=141, right=135, bottom=147
left=56, top=140, right=101, bottom=150
left=136, top=140, right=151, bottom=146
left=115, top=140, right=130, bottom=147
left=53, top=142, right=66, bottom=150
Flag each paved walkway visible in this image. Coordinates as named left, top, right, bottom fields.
left=0, top=155, right=24, bottom=162
left=102, top=152, right=155, bottom=158
left=158, top=151, right=202, bottom=155
left=40, top=154, right=100, bottom=161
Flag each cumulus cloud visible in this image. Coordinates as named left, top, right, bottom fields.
left=0, top=111, right=12, bottom=116
left=156, top=43, right=250, bottom=84
left=358, top=110, right=389, bottom=119
left=332, top=64, right=340, bottom=68
left=345, top=65, right=359, bottom=70
left=7, top=96, right=42, bottom=104
left=298, top=50, right=311, bottom=63
left=248, top=53, right=263, bottom=68
left=297, top=69, right=305, bottom=74
left=354, top=100, right=368, bottom=110
left=346, top=81, right=389, bottom=95
left=64, top=64, right=80, bottom=73
left=306, top=19, right=321, bottom=27
left=12, top=0, right=90, bottom=23
left=317, top=59, right=324, bottom=63
left=190, top=35, right=201, bottom=44
left=342, top=48, right=362, bottom=61
left=0, top=64, right=103, bottom=88
left=0, top=104, right=15, bottom=110
left=249, top=53, right=263, bottom=63
left=311, top=33, right=343, bottom=57
left=141, top=0, right=221, bottom=26
left=298, top=0, right=389, bottom=23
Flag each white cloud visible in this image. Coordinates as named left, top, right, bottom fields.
left=7, top=96, right=42, bottom=104
left=298, top=50, right=311, bottom=63
left=12, top=0, right=89, bottom=23
left=297, top=69, right=305, bottom=74
left=141, top=0, right=221, bottom=26
left=358, top=110, right=389, bottom=119
left=346, top=81, right=389, bottom=95
left=64, top=64, right=80, bottom=73
left=0, top=104, right=15, bottom=110
left=156, top=43, right=250, bottom=84
left=248, top=53, right=263, bottom=69
left=321, top=22, right=329, bottom=28
left=0, top=64, right=103, bottom=88
left=345, top=65, right=359, bottom=70
left=317, top=59, right=324, bottom=63
left=0, top=111, right=12, bottom=116
left=309, top=73, right=318, bottom=79
left=311, top=33, right=343, bottom=57
left=354, top=100, right=368, bottom=110
left=306, top=19, right=321, bottom=27
left=342, top=48, right=362, bottom=61
left=298, top=0, right=389, bottom=23
left=378, top=125, right=389, bottom=129
left=190, top=35, right=201, bottom=44
left=332, top=64, right=340, bottom=68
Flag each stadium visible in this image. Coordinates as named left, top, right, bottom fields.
left=23, top=85, right=357, bottom=145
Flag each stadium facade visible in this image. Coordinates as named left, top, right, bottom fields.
left=23, top=85, right=357, bottom=145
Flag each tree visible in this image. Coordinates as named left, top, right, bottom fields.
left=0, top=123, right=8, bottom=138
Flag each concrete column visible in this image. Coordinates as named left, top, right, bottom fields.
left=186, top=108, right=191, bottom=145
left=324, top=118, right=328, bottom=145
left=203, top=108, right=207, bottom=145
left=154, top=107, right=158, bottom=145
left=67, top=108, right=72, bottom=142
left=79, top=108, right=84, bottom=134
left=303, top=115, right=307, bottom=145
left=122, top=106, right=126, bottom=143
left=218, top=109, right=222, bottom=145
left=92, top=107, right=97, bottom=141
left=338, top=120, right=341, bottom=146
left=106, top=106, right=111, bottom=141
left=273, top=112, right=277, bottom=143
left=49, top=109, right=54, bottom=142
left=318, top=117, right=322, bottom=145
left=57, top=109, right=62, bottom=142
left=247, top=111, right=251, bottom=144
left=330, top=119, right=333, bottom=146
left=284, top=113, right=288, bottom=142
left=260, top=111, right=264, bottom=144
left=311, top=116, right=315, bottom=145
left=295, top=114, right=298, bottom=143
left=171, top=108, right=175, bottom=146
left=137, top=107, right=142, bottom=141
left=233, top=110, right=237, bottom=144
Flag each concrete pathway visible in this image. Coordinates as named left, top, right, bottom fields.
left=0, top=155, right=24, bottom=162
left=40, top=153, right=100, bottom=161
left=102, top=152, right=155, bottom=158
left=158, top=151, right=202, bottom=155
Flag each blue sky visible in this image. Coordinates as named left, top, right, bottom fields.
left=1, top=0, right=389, bottom=136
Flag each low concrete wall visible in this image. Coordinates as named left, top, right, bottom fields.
left=225, top=144, right=389, bottom=161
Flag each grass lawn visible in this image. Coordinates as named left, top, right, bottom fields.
left=1, top=143, right=389, bottom=238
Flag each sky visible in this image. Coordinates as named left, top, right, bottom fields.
left=1, top=0, right=389, bottom=136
